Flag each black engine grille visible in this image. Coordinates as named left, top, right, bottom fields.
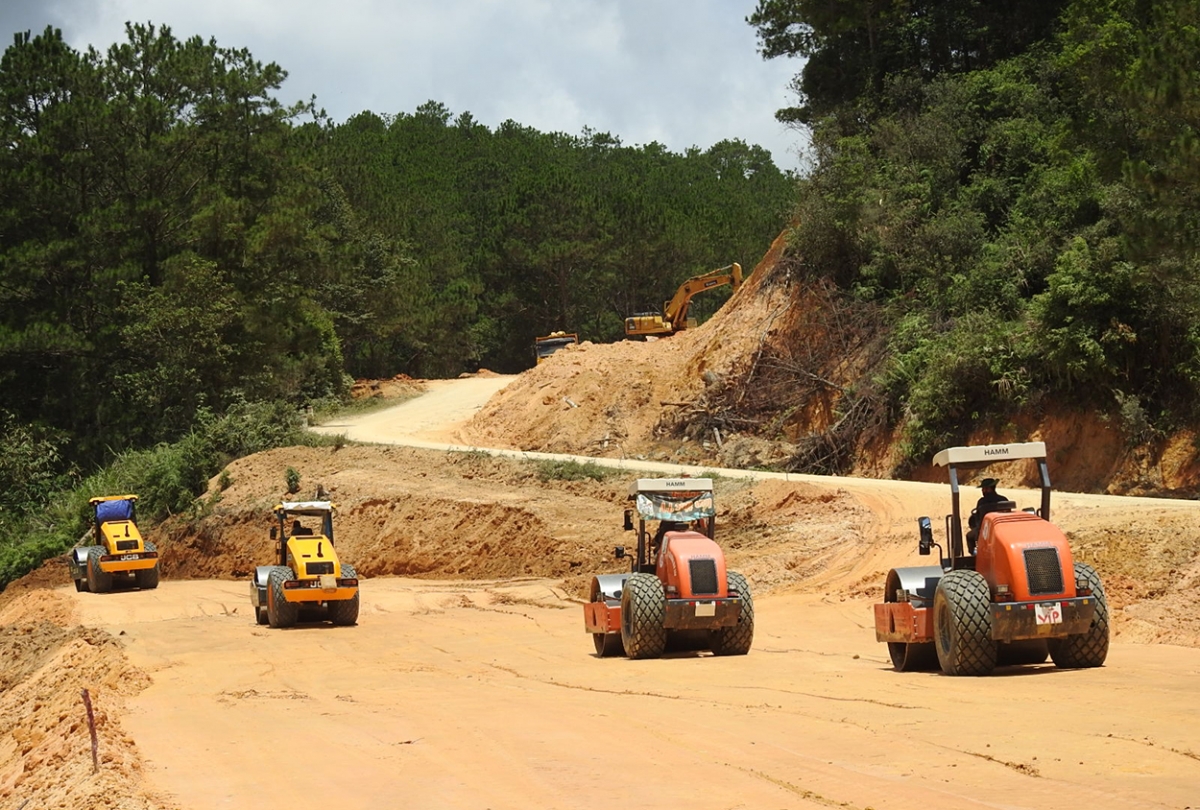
left=1024, top=547, right=1064, bottom=595
left=306, top=562, right=335, bottom=576
left=689, top=558, right=719, bottom=595
left=116, top=540, right=138, bottom=551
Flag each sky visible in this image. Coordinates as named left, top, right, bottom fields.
left=0, top=0, right=809, bottom=172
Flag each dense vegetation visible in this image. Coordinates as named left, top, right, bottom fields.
left=748, top=0, right=1200, bottom=465
left=0, top=22, right=791, bottom=584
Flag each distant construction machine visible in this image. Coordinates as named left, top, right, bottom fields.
left=533, top=331, right=579, bottom=364
left=68, top=495, right=159, bottom=593
left=624, top=262, right=742, bottom=338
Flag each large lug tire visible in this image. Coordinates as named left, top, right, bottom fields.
left=86, top=547, right=113, bottom=594
left=327, top=593, right=360, bottom=626
left=134, top=548, right=160, bottom=590
left=620, top=573, right=667, bottom=659
left=933, top=569, right=997, bottom=676
left=1048, top=562, right=1110, bottom=669
left=266, top=566, right=299, bottom=628
left=593, top=632, right=625, bottom=657
left=710, top=571, right=754, bottom=656
left=326, top=563, right=359, bottom=626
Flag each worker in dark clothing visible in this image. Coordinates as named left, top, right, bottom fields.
left=966, top=478, right=1007, bottom=554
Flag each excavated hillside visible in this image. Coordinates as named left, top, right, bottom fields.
left=462, top=232, right=1200, bottom=496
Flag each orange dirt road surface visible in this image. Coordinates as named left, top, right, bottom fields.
left=71, top=578, right=1200, bottom=810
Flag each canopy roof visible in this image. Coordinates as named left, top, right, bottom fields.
left=275, top=501, right=336, bottom=516
left=932, top=442, right=1047, bottom=468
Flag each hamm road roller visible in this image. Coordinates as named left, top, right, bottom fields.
left=583, top=477, right=753, bottom=659
left=874, top=442, right=1109, bottom=675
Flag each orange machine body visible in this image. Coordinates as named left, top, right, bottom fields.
left=875, top=509, right=1095, bottom=645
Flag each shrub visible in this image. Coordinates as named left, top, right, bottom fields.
left=536, top=460, right=617, bottom=482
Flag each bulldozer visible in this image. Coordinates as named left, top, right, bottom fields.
left=250, top=501, right=360, bottom=628
left=533, top=331, right=578, bottom=364
left=68, top=495, right=159, bottom=593
left=583, top=478, right=753, bottom=658
left=624, top=263, right=742, bottom=338
left=874, top=442, right=1109, bottom=675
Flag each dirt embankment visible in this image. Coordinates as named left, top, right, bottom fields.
left=0, top=591, right=165, bottom=810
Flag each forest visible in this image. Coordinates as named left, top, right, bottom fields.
left=0, top=22, right=792, bottom=583
left=2, top=0, right=1198, bottom=585
left=747, top=0, right=1200, bottom=465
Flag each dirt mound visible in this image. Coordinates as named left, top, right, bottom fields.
left=156, top=446, right=627, bottom=584
left=462, top=232, right=796, bottom=463
left=349, top=374, right=425, bottom=400
left=0, top=590, right=162, bottom=810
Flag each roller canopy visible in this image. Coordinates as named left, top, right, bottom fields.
left=94, top=499, right=134, bottom=523
left=932, top=442, right=1047, bottom=467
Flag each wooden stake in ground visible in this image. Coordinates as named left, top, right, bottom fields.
left=80, top=689, right=99, bottom=773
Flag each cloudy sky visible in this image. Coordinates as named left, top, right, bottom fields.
left=1, top=0, right=808, bottom=171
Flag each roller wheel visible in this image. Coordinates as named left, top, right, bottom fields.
left=1049, top=562, right=1109, bottom=669
left=256, top=606, right=269, bottom=626
left=620, top=573, right=667, bottom=659
left=86, top=547, right=113, bottom=594
left=711, top=571, right=754, bottom=656
left=933, top=569, right=997, bottom=676
left=883, top=571, right=938, bottom=671
left=888, top=639, right=939, bottom=671
left=74, top=578, right=87, bottom=593
left=593, top=632, right=625, bottom=657
left=267, top=566, right=299, bottom=628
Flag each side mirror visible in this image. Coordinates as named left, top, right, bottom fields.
left=614, top=546, right=626, bottom=559
left=623, top=509, right=634, bottom=531
left=270, top=526, right=278, bottom=541
left=918, top=517, right=933, bottom=556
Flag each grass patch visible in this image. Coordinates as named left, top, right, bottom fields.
left=307, top=391, right=422, bottom=425
left=535, top=459, right=619, bottom=482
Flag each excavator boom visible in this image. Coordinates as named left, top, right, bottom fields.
left=624, top=263, right=742, bottom=338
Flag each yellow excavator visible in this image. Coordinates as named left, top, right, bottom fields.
left=624, top=263, right=742, bottom=338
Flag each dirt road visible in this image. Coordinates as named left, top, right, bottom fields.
left=311, top=374, right=517, bottom=445
left=6, top=378, right=1200, bottom=810
left=74, top=578, right=1200, bottom=810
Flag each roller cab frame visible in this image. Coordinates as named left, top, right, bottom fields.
left=249, top=501, right=360, bottom=628
left=874, top=442, right=1110, bottom=675
left=68, top=495, right=159, bottom=592
left=583, top=478, right=754, bottom=658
